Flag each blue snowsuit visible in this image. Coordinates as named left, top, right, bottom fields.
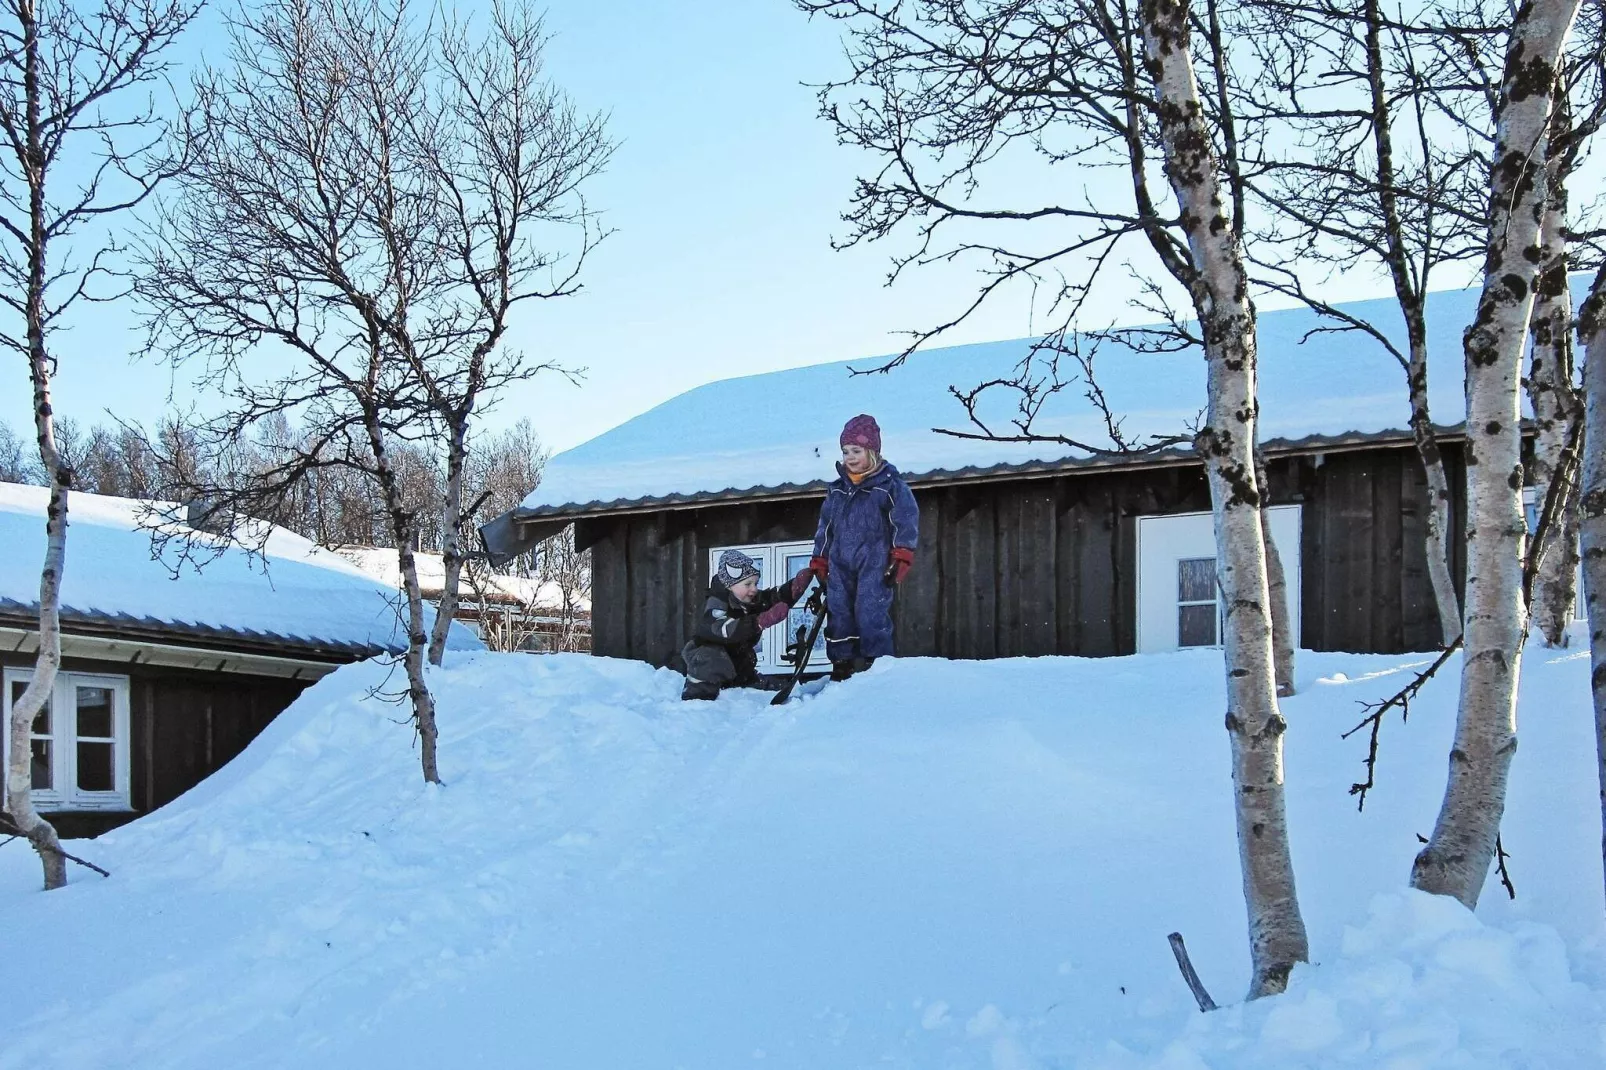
left=812, top=462, right=919, bottom=662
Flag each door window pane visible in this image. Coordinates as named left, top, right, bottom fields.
left=1178, top=558, right=1216, bottom=603
left=77, top=741, right=114, bottom=792
left=1178, top=603, right=1218, bottom=647
left=76, top=686, right=114, bottom=738
left=12, top=679, right=49, bottom=734
left=30, top=739, right=52, bottom=790
left=782, top=551, right=826, bottom=665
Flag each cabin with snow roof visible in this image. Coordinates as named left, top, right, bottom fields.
left=481, top=285, right=1580, bottom=673
left=0, top=484, right=479, bottom=836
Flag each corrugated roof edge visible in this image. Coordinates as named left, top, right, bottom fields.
left=510, top=425, right=1461, bottom=522
left=0, top=599, right=394, bottom=662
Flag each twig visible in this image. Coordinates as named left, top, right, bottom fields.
left=1494, top=833, right=1516, bottom=899
left=1342, top=642, right=1460, bottom=810
left=0, top=814, right=112, bottom=878
left=1167, top=931, right=1218, bottom=1012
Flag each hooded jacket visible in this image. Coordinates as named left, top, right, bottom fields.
left=811, top=461, right=919, bottom=567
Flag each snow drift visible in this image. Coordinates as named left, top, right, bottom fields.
left=1, top=646, right=1603, bottom=1068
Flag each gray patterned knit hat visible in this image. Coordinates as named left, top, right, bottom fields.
left=717, top=549, right=761, bottom=588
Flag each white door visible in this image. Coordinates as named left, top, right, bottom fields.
left=1136, top=507, right=1302, bottom=654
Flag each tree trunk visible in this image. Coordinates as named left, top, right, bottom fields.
left=7, top=469, right=69, bottom=893
left=1362, top=0, right=1462, bottom=647
left=1578, top=264, right=1606, bottom=916
left=8, top=0, right=67, bottom=891
left=1411, top=0, right=1580, bottom=909
left=1256, top=455, right=1295, bottom=696
left=1528, top=143, right=1583, bottom=648
left=427, top=419, right=468, bottom=665
left=364, top=410, right=441, bottom=784
left=1141, top=0, right=1308, bottom=999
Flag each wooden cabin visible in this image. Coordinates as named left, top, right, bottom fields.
left=482, top=285, right=1570, bottom=673
left=1, top=484, right=480, bottom=836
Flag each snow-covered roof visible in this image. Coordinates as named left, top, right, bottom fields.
left=520, top=283, right=1529, bottom=516
left=335, top=546, right=591, bottom=614
left=0, top=483, right=482, bottom=658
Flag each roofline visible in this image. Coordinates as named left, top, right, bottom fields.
left=0, top=604, right=393, bottom=663
left=509, top=426, right=1462, bottom=524
left=0, top=624, right=357, bottom=681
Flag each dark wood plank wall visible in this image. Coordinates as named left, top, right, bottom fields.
left=586, top=443, right=1468, bottom=667
left=0, top=651, right=310, bottom=836
left=1298, top=446, right=1467, bottom=654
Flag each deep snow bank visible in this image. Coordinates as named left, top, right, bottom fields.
left=1, top=646, right=1603, bottom=1069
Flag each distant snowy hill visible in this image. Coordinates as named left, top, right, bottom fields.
left=1, top=645, right=1602, bottom=1068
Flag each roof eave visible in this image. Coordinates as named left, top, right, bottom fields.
left=510, top=425, right=1460, bottom=525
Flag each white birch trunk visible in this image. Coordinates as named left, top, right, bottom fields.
left=1256, top=455, right=1296, bottom=696
left=1411, top=0, right=1581, bottom=908
left=8, top=0, right=68, bottom=890
left=1528, top=172, right=1583, bottom=648
left=1577, top=265, right=1606, bottom=915
left=427, top=421, right=468, bottom=665
left=1141, top=0, right=1308, bottom=999
left=364, top=411, right=441, bottom=784
left=8, top=408, right=69, bottom=891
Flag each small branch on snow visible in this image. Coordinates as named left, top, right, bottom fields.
left=1342, top=642, right=1460, bottom=811
left=0, top=815, right=112, bottom=878
left=1167, top=931, right=1218, bottom=1012
left=1495, top=834, right=1516, bottom=900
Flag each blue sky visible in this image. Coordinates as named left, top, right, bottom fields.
left=5, top=0, right=1423, bottom=455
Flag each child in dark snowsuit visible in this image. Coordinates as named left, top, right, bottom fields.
left=809, top=414, right=919, bottom=681
left=680, top=548, right=815, bottom=701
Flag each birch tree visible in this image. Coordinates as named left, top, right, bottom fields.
left=0, top=0, right=195, bottom=890
left=799, top=0, right=1307, bottom=997
left=140, top=0, right=449, bottom=782
left=403, top=6, right=607, bottom=666
left=1525, top=8, right=1605, bottom=646
left=1410, top=0, right=1583, bottom=908
left=1578, top=261, right=1606, bottom=912
left=1237, top=0, right=1507, bottom=649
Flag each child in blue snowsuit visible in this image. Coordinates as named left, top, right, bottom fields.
left=809, top=414, right=920, bottom=681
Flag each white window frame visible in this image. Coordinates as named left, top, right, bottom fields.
left=707, top=541, right=826, bottom=673
left=1, top=668, right=133, bottom=811
left=1136, top=507, right=1303, bottom=655
left=1522, top=487, right=1587, bottom=621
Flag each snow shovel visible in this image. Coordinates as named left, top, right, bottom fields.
left=771, top=584, right=828, bottom=706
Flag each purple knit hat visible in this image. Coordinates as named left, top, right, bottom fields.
left=840, top=414, right=882, bottom=454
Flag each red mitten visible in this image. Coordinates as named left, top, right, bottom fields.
left=809, top=556, right=830, bottom=582
left=756, top=601, right=790, bottom=630
left=789, top=567, right=814, bottom=598
left=885, top=547, right=915, bottom=585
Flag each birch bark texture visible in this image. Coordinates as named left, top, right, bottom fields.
left=1140, top=0, right=1308, bottom=998
left=1411, top=0, right=1583, bottom=909
left=1527, top=104, right=1584, bottom=648
left=1578, top=264, right=1606, bottom=914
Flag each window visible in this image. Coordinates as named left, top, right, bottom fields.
left=2, top=669, right=131, bottom=811
left=1176, top=557, right=1221, bottom=647
left=707, top=541, right=826, bottom=673
left=1136, top=507, right=1302, bottom=655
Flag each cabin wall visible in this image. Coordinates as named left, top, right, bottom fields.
left=0, top=651, right=311, bottom=837
left=585, top=447, right=1463, bottom=667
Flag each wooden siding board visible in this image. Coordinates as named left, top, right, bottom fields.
left=1075, top=481, right=1119, bottom=657
left=894, top=490, right=941, bottom=656
left=1018, top=486, right=1059, bottom=657
left=1372, top=454, right=1406, bottom=652
left=589, top=521, right=629, bottom=659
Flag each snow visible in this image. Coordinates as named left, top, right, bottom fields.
left=333, top=545, right=590, bottom=613
left=3, top=639, right=1604, bottom=1068
left=0, top=482, right=480, bottom=654
left=522, top=281, right=1594, bottom=513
